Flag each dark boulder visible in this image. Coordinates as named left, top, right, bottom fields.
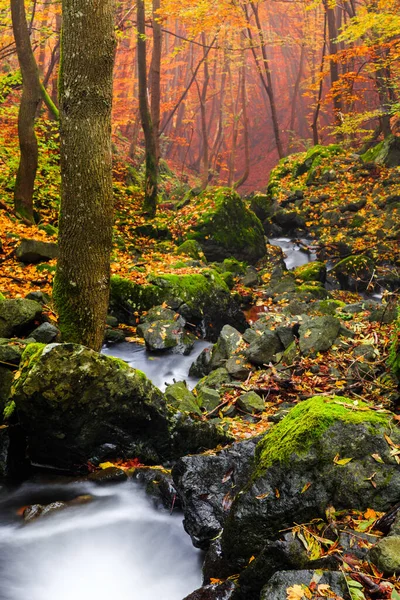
left=172, top=437, right=260, bottom=549
left=15, top=239, right=58, bottom=264
left=0, top=299, right=42, bottom=338
left=260, top=570, right=349, bottom=600
left=221, top=396, right=400, bottom=570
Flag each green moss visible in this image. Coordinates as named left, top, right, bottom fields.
left=0, top=293, right=5, bottom=301
left=11, top=343, right=46, bottom=396
left=332, top=255, right=374, bottom=275
left=149, top=269, right=229, bottom=304
left=221, top=258, right=246, bottom=275
left=110, top=276, right=163, bottom=317
left=293, top=262, right=326, bottom=282
left=106, top=355, right=130, bottom=371
left=3, top=400, right=15, bottom=420
left=255, top=395, right=390, bottom=476
left=186, top=187, right=265, bottom=262
left=361, top=140, right=384, bottom=163
left=176, top=240, right=205, bottom=261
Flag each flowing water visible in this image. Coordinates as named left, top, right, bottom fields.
left=102, top=340, right=211, bottom=391
left=269, top=237, right=317, bottom=269
left=0, top=479, right=202, bottom=600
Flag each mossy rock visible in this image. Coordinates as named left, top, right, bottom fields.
left=11, top=343, right=171, bottom=468
left=250, top=194, right=275, bottom=222
left=267, top=156, right=295, bottom=196
left=176, top=240, right=206, bottom=261
left=165, top=381, right=202, bottom=416
left=292, top=145, right=343, bottom=180
left=186, top=187, right=266, bottom=264
left=331, top=255, right=375, bottom=292
left=293, top=261, right=326, bottom=283
left=361, top=135, right=400, bottom=167
left=109, top=276, right=163, bottom=325
left=307, top=299, right=346, bottom=316
left=0, top=298, right=43, bottom=338
left=221, top=396, right=400, bottom=569
left=221, top=258, right=247, bottom=275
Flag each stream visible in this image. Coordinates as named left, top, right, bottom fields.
left=0, top=479, right=202, bottom=600
left=0, top=238, right=339, bottom=599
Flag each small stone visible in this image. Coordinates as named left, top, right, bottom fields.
left=165, top=381, right=201, bottom=416
left=237, top=391, right=264, bottom=414
left=368, top=536, right=400, bottom=575
left=30, top=322, right=60, bottom=344
left=103, top=328, right=126, bottom=344
left=225, top=356, right=252, bottom=381
left=197, top=387, right=220, bottom=414
left=88, top=467, right=128, bottom=484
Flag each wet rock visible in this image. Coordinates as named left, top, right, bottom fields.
left=299, top=316, right=341, bottom=356
left=368, top=305, right=397, bottom=324
left=134, top=467, right=179, bottom=510
left=0, top=367, right=13, bottom=410
left=368, top=536, right=400, bottom=575
left=195, top=368, right=232, bottom=394
left=23, top=501, right=67, bottom=522
left=30, top=322, right=60, bottom=344
left=221, top=396, right=400, bottom=569
left=197, top=387, right=220, bottom=414
left=172, top=437, right=260, bottom=549
left=170, top=413, right=233, bottom=459
left=237, top=391, right=264, bottom=414
left=339, top=197, right=367, bottom=212
left=331, top=255, right=375, bottom=292
left=183, top=581, right=236, bottom=600
left=0, top=338, right=26, bottom=365
left=165, top=381, right=202, bottom=416
left=260, top=570, right=349, bottom=600
left=225, top=356, right=252, bottom=381
left=12, top=343, right=172, bottom=469
left=189, top=346, right=213, bottom=377
left=272, top=210, right=305, bottom=233
left=140, top=305, right=186, bottom=327
left=137, top=320, right=195, bottom=355
left=293, top=261, right=326, bottom=283
left=88, top=467, right=128, bottom=484
left=0, top=427, right=10, bottom=477
left=25, top=291, right=50, bottom=305
left=103, top=328, right=126, bottom=344
left=240, top=268, right=259, bottom=288
left=0, top=299, right=42, bottom=338
left=245, top=331, right=283, bottom=366
left=210, top=325, right=243, bottom=370
left=15, top=239, right=58, bottom=264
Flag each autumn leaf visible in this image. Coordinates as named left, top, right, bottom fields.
left=286, top=584, right=308, bottom=600
left=371, top=453, right=384, bottom=463
left=333, top=454, right=353, bottom=466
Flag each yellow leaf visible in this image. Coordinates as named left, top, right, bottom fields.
left=286, top=584, right=307, bottom=600
left=256, top=492, right=270, bottom=500
left=275, top=488, right=280, bottom=498
left=333, top=454, right=353, bottom=466
left=99, top=461, right=115, bottom=470
left=301, top=482, right=312, bottom=494
left=249, top=555, right=255, bottom=564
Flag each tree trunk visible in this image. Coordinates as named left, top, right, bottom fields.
left=11, top=0, right=43, bottom=222
left=323, top=0, right=343, bottom=130
left=54, top=0, right=116, bottom=352
left=150, top=0, right=162, bottom=162
left=137, top=0, right=158, bottom=217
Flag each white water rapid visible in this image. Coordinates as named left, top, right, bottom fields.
left=0, top=479, right=202, bottom=600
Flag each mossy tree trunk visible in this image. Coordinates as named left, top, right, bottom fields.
left=11, top=0, right=43, bottom=223
left=137, top=0, right=158, bottom=217
left=54, top=0, right=116, bottom=352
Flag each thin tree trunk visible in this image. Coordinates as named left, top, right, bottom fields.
left=11, top=0, right=43, bottom=222
left=312, top=13, right=327, bottom=146
left=137, top=0, right=158, bottom=216
left=234, top=59, right=250, bottom=190
left=54, top=0, right=116, bottom=351
left=288, top=44, right=306, bottom=153
left=323, top=0, right=343, bottom=130
left=150, top=0, right=162, bottom=162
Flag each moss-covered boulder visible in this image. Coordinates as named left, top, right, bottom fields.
left=110, top=270, right=247, bottom=341
left=0, top=299, right=43, bottom=338
left=137, top=320, right=195, bottom=355
left=185, top=188, right=266, bottom=264
left=11, top=343, right=172, bottom=469
left=331, top=255, right=375, bottom=292
left=293, top=261, right=326, bottom=283
left=221, top=396, right=400, bottom=569
left=361, top=135, right=400, bottom=167
left=176, top=240, right=206, bottom=261
left=165, top=381, right=201, bottom=416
